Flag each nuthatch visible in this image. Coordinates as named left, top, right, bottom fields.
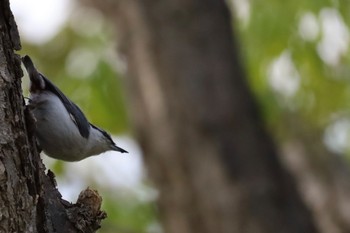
left=22, top=55, right=127, bottom=161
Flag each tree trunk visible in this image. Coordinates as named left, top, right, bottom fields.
left=84, top=0, right=319, bottom=232
left=0, top=0, right=106, bottom=232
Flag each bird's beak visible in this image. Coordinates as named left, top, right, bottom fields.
left=111, top=144, right=128, bottom=153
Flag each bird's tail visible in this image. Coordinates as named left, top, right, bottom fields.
left=22, top=55, right=45, bottom=92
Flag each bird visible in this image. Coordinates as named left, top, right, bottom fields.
left=22, top=55, right=127, bottom=161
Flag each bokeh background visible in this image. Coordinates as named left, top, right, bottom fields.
left=10, top=0, right=350, bottom=232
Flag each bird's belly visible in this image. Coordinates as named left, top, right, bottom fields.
left=36, top=125, right=86, bottom=161
left=33, top=106, right=87, bottom=161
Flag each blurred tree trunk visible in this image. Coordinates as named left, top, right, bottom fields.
left=85, top=0, right=319, bottom=233
left=0, top=0, right=105, bottom=232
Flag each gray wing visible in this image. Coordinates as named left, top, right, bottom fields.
left=42, top=74, right=90, bottom=138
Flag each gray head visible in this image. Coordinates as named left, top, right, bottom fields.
left=90, top=124, right=128, bottom=154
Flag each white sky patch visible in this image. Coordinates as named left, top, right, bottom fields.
left=267, top=51, right=300, bottom=98
left=317, top=8, right=350, bottom=66
left=230, top=0, right=250, bottom=26
left=298, top=12, right=319, bottom=42
left=324, top=118, right=350, bottom=154
left=10, top=0, right=72, bottom=44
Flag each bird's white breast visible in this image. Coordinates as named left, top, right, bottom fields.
left=30, top=91, right=89, bottom=161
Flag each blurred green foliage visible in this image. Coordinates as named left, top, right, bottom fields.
left=102, top=195, right=158, bottom=233
left=236, top=0, right=350, bottom=144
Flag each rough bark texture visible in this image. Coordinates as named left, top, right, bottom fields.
left=84, top=0, right=319, bottom=233
left=0, top=0, right=106, bottom=232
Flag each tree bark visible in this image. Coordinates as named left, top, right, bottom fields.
left=0, top=0, right=106, bottom=232
left=84, top=0, right=319, bottom=233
